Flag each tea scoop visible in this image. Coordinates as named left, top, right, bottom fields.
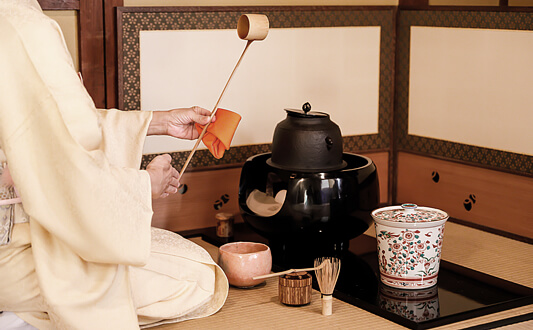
left=252, top=260, right=326, bottom=280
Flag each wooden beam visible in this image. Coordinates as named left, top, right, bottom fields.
left=398, top=0, right=429, bottom=9
left=79, top=0, right=106, bottom=108
left=37, top=0, right=79, bottom=10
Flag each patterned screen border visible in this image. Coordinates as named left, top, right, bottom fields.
left=117, top=6, right=395, bottom=169
left=396, top=10, right=533, bottom=176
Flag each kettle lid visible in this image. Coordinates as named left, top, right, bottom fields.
left=284, top=102, right=328, bottom=118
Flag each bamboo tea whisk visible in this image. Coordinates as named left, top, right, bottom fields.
left=314, top=257, right=341, bottom=316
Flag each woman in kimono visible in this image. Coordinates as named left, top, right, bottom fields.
left=0, top=1, right=228, bottom=329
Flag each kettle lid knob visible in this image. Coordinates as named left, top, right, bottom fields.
left=302, top=102, right=311, bottom=114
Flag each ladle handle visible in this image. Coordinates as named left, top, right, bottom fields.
left=252, top=261, right=326, bottom=280
left=178, top=40, right=253, bottom=178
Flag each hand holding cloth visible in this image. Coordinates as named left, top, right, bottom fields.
left=195, top=108, right=241, bottom=159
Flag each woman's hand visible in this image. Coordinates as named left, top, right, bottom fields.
left=145, top=154, right=180, bottom=199
left=148, top=106, right=214, bottom=139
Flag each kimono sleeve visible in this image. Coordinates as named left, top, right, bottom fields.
left=0, top=17, right=153, bottom=266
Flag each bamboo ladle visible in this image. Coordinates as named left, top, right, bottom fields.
left=178, top=14, right=269, bottom=179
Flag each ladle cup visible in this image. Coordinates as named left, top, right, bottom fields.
left=237, top=14, right=269, bottom=41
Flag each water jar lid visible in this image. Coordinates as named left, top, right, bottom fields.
left=372, top=203, right=449, bottom=227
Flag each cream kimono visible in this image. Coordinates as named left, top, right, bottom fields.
left=0, top=1, right=227, bottom=329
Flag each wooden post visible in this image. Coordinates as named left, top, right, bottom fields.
left=79, top=0, right=106, bottom=108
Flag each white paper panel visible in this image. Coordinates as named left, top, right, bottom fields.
left=409, top=26, right=533, bottom=155
left=140, top=26, right=381, bottom=154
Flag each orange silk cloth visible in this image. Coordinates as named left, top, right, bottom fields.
left=195, top=108, right=241, bottom=159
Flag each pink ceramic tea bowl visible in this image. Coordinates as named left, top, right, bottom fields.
left=218, top=242, right=272, bottom=288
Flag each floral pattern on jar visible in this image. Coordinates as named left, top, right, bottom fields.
left=375, top=223, right=445, bottom=289
left=372, top=204, right=448, bottom=290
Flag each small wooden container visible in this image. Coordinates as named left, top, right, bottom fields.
left=279, top=271, right=312, bottom=306
left=216, top=212, right=234, bottom=238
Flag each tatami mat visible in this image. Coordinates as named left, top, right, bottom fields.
left=154, top=274, right=402, bottom=330
left=154, top=222, right=532, bottom=329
